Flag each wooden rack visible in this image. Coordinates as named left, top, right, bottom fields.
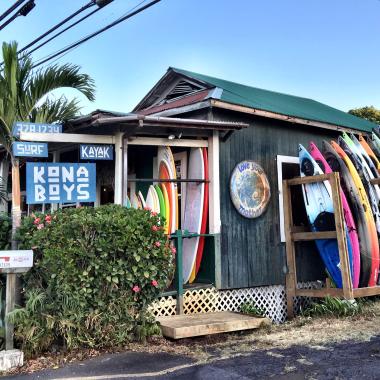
left=283, top=172, right=380, bottom=319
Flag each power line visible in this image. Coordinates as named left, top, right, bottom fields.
left=32, top=0, right=160, bottom=69
left=0, top=0, right=35, bottom=31
left=0, top=0, right=27, bottom=23
left=17, top=0, right=95, bottom=55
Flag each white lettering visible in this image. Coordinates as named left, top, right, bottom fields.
left=48, top=184, right=60, bottom=200
left=35, top=185, right=46, bottom=201
left=34, top=167, right=45, bottom=184
left=48, top=166, right=60, bottom=183
left=77, top=166, right=89, bottom=183
left=62, top=167, right=74, bottom=183
left=82, top=146, right=88, bottom=158
left=77, top=184, right=89, bottom=200
left=63, top=184, right=75, bottom=201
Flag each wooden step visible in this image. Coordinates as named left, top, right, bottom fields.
left=157, top=311, right=271, bottom=339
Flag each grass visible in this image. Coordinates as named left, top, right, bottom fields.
left=240, top=302, right=265, bottom=317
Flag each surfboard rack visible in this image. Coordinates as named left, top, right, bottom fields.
left=283, top=172, right=380, bottom=319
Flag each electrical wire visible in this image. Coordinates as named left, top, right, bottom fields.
left=32, top=0, right=160, bottom=69
left=0, top=0, right=27, bottom=23
left=17, top=0, right=96, bottom=55
left=0, top=0, right=35, bottom=31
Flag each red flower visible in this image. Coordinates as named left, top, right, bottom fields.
left=151, top=225, right=159, bottom=232
left=132, top=285, right=141, bottom=293
left=150, top=211, right=157, bottom=217
left=33, top=217, right=41, bottom=225
left=154, top=241, right=161, bottom=248
left=151, top=279, right=158, bottom=287
left=45, top=215, right=51, bottom=222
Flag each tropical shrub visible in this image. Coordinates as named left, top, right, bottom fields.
left=0, top=213, right=10, bottom=250
left=9, top=205, right=175, bottom=356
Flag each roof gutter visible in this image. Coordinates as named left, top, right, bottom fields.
left=210, top=99, right=369, bottom=135
left=91, top=114, right=248, bottom=131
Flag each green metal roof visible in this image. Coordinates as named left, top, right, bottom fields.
left=171, top=67, right=376, bottom=133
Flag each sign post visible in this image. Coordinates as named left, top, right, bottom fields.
left=0, top=250, right=34, bottom=350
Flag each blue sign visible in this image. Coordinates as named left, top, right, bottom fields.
left=12, top=142, right=48, bottom=158
left=26, top=163, right=96, bottom=204
left=13, top=121, right=62, bottom=137
left=80, top=144, right=113, bottom=160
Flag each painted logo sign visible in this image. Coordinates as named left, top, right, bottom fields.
left=12, top=142, right=48, bottom=157
left=0, top=250, right=33, bottom=270
left=12, top=121, right=62, bottom=137
left=80, top=144, right=113, bottom=160
left=26, top=163, right=96, bottom=204
left=229, top=160, right=271, bottom=218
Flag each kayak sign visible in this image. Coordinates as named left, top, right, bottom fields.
left=26, top=162, right=96, bottom=204
left=0, top=250, right=33, bottom=272
left=80, top=144, right=113, bottom=160
left=12, top=121, right=62, bottom=137
left=12, top=142, right=48, bottom=157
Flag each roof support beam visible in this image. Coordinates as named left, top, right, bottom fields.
left=127, top=137, right=208, bottom=148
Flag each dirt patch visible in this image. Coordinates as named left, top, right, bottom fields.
left=3, top=299, right=380, bottom=377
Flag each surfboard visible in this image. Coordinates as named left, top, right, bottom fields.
left=159, top=162, right=174, bottom=234
left=124, top=195, right=132, bottom=209
left=330, top=141, right=379, bottom=287
left=368, top=133, right=380, bottom=163
left=299, top=144, right=352, bottom=288
left=309, top=142, right=358, bottom=287
left=154, top=185, right=166, bottom=218
left=158, top=147, right=179, bottom=232
left=131, top=193, right=140, bottom=209
left=182, top=148, right=205, bottom=284
left=359, top=135, right=380, bottom=172
left=189, top=147, right=209, bottom=283
left=138, top=191, right=146, bottom=209
left=151, top=185, right=160, bottom=214
left=160, top=183, right=170, bottom=235
left=145, top=185, right=156, bottom=211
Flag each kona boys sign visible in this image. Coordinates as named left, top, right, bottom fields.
left=26, top=163, right=96, bottom=204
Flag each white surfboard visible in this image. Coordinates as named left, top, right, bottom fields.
left=131, top=193, right=139, bottom=209
left=182, top=148, right=205, bottom=284
left=145, top=186, right=155, bottom=211
left=138, top=191, right=146, bottom=209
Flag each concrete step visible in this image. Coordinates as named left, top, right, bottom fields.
left=157, top=311, right=271, bottom=339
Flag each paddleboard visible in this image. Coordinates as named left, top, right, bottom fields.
left=309, top=142, right=358, bottom=287
left=182, top=148, right=205, bottom=284
left=189, top=147, right=209, bottom=283
left=330, top=141, right=379, bottom=287
left=299, top=144, right=351, bottom=288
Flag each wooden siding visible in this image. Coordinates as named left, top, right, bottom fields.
left=212, top=108, right=341, bottom=289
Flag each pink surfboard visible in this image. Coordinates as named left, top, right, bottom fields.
left=182, top=148, right=205, bottom=284
left=309, top=142, right=360, bottom=288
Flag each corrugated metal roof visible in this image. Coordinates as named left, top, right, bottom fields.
left=171, top=67, right=376, bottom=133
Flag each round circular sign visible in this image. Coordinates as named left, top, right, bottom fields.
left=229, top=161, right=271, bottom=219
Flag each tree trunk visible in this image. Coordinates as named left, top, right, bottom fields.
left=0, top=158, right=9, bottom=213
left=11, top=159, right=21, bottom=250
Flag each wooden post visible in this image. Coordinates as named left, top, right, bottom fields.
left=174, top=230, right=184, bottom=315
left=5, top=273, right=16, bottom=350
left=330, top=173, right=353, bottom=299
left=283, top=179, right=297, bottom=319
left=114, top=132, right=123, bottom=205
left=122, top=137, right=128, bottom=205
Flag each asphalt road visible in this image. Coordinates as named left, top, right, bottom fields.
left=4, top=336, right=380, bottom=380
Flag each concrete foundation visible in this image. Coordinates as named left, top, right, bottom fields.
left=0, top=350, right=24, bottom=371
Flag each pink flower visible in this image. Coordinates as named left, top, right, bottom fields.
left=151, top=280, right=158, bottom=287
left=150, top=211, right=157, bottom=217
left=154, top=241, right=161, bottom=248
left=37, top=223, right=44, bottom=230
left=132, top=285, right=140, bottom=293
left=33, top=218, right=41, bottom=225
left=45, top=215, right=51, bottom=222
left=151, top=225, right=159, bottom=232
left=171, top=246, right=176, bottom=255
left=144, top=206, right=151, bottom=211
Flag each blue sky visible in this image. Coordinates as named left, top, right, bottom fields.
left=1, top=0, right=380, bottom=115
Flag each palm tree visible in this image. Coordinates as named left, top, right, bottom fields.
left=0, top=41, right=95, bottom=249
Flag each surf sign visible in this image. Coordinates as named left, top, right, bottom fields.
left=12, top=142, right=48, bottom=157
left=80, top=144, right=113, bottom=160
left=26, top=163, right=96, bottom=204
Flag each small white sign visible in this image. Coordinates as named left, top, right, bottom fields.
left=0, top=250, right=33, bottom=270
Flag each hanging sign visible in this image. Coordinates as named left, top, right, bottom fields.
left=229, top=160, right=271, bottom=218
left=26, top=162, right=96, bottom=204
left=0, top=250, right=33, bottom=273
left=12, top=142, right=48, bottom=157
left=12, top=121, right=62, bottom=137
left=80, top=144, right=113, bottom=160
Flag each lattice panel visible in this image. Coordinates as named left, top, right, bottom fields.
left=149, top=282, right=322, bottom=322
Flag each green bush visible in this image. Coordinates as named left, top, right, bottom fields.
left=9, top=205, right=175, bottom=356
left=0, top=213, right=11, bottom=250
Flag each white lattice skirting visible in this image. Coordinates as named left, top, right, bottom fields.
left=149, top=282, right=322, bottom=324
